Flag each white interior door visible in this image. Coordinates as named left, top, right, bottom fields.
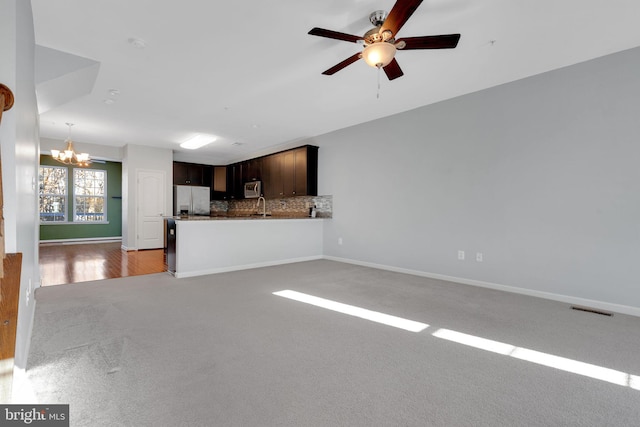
left=137, top=170, right=165, bottom=250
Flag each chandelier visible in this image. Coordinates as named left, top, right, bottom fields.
left=51, top=123, right=91, bottom=166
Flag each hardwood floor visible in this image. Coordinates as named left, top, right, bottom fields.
left=39, top=242, right=167, bottom=286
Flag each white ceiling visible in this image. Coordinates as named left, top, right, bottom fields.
left=31, top=0, right=640, bottom=164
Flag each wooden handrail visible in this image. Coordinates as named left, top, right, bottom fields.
left=0, top=253, right=23, bottom=401
left=0, top=159, right=3, bottom=279
left=0, top=84, right=17, bottom=399
left=0, top=83, right=14, bottom=124
left=0, top=83, right=13, bottom=278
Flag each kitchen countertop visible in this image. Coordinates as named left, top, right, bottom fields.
left=172, top=214, right=324, bottom=221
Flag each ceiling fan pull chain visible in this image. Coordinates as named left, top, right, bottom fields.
left=377, top=66, right=381, bottom=99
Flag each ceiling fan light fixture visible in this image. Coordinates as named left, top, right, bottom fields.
left=308, top=1, right=461, bottom=80
left=362, top=42, right=396, bottom=68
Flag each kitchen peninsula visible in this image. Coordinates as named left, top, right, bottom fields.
left=168, top=216, right=324, bottom=278
left=168, top=144, right=328, bottom=277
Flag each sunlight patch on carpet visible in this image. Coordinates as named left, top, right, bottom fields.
left=432, top=328, right=640, bottom=391
left=273, top=290, right=429, bottom=332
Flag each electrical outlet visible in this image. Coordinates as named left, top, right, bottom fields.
left=338, top=237, right=343, bottom=245
left=458, top=250, right=465, bottom=260
left=476, top=252, right=483, bottom=262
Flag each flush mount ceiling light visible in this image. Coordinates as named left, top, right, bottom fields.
left=180, top=134, right=216, bottom=150
left=50, top=123, right=91, bottom=166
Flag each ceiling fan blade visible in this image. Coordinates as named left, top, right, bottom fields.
left=380, top=0, right=424, bottom=38
left=383, top=58, right=404, bottom=81
left=321, top=52, right=362, bottom=75
left=308, top=27, right=363, bottom=43
left=396, top=34, right=461, bottom=50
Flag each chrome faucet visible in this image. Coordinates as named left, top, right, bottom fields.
left=256, top=196, right=266, bottom=218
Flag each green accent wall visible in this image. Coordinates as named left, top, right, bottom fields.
left=39, top=156, right=122, bottom=241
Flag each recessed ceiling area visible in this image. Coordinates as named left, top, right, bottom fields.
left=31, top=0, right=640, bottom=164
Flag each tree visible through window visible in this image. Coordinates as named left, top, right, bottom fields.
left=74, top=169, right=107, bottom=222
left=39, top=166, right=67, bottom=222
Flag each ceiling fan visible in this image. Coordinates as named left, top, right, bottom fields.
left=308, top=0, right=460, bottom=80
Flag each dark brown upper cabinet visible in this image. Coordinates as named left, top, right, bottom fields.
left=211, top=166, right=227, bottom=200
left=177, top=145, right=317, bottom=200
left=242, top=158, right=263, bottom=183
left=225, top=163, right=244, bottom=199
left=263, top=154, right=282, bottom=199
left=263, top=145, right=318, bottom=199
left=173, top=161, right=207, bottom=186
left=202, top=165, right=212, bottom=189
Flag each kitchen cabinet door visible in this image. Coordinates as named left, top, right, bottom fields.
left=282, top=150, right=295, bottom=197
left=234, top=163, right=244, bottom=198
left=262, top=156, right=273, bottom=198
left=243, top=158, right=263, bottom=183
left=173, top=162, right=204, bottom=186
left=226, top=163, right=244, bottom=199
left=211, top=166, right=227, bottom=200
left=300, top=145, right=318, bottom=196
left=173, top=162, right=188, bottom=185
left=293, top=147, right=308, bottom=196
left=285, top=146, right=317, bottom=197
left=202, top=165, right=212, bottom=189
left=264, top=153, right=283, bottom=198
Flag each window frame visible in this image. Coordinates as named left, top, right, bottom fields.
left=39, top=165, right=68, bottom=223
left=72, top=168, right=108, bottom=223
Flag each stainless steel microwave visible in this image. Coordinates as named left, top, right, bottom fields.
left=244, top=181, right=261, bottom=198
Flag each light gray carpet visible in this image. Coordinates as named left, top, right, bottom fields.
left=23, top=260, right=640, bottom=426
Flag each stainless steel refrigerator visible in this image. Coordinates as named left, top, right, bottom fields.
left=173, top=185, right=210, bottom=216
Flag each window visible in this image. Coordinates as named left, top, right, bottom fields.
left=74, top=169, right=107, bottom=222
left=39, top=166, right=67, bottom=222
left=39, top=165, right=108, bottom=224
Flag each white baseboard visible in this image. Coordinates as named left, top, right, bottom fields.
left=174, top=255, right=323, bottom=279
left=40, top=237, right=122, bottom=245
left=323, top=255, right=640, bottom=318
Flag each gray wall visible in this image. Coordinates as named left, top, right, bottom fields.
left=122, top=144, right=173, bottom=250
left=0, top=0, right=40, bottom=371
left=313, top=46, right=640, bottom=313
left=40, top=136, right=124, bottom=161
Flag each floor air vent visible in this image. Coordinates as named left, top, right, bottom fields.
left=571, top=305, right=613, bottom=317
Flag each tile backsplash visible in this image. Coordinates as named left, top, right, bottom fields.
left=210, top=195, right=332, bottom=218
